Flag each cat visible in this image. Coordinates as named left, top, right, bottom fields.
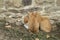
left=24, top=12, right=52, bottom=33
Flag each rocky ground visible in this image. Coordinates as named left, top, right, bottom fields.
left=0, top=0, right=60, bottom=40
left=0, top=18, right=60, bottom=40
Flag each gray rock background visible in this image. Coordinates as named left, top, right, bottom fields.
left=0, top=0, right=60, bottom=40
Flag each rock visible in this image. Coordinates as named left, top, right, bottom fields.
left=22, top=0, right=32, bottom=6
left=16, top=13, right=22, bottom=18
left=5, top=23, right=9, bottom=25
left=5, top=18, right=16, bottom=23
left=45, top=7, right=60, bottom=13
left=16, top=21, right=23, bottom=26
left=35, top=0, right=54, bottom=6
left=4, top=12, right=17, bottom=18
left=5, top=0, right=23, bottom=8
left=0, top=0, right=4, bottom=8
left=8, top=9, right=20, bottom=13
left=35, top=38, right=39, bottom=40
left=5, top=25, right=11, bottom=28
left=56, top=0, right=60, bottom=6
left=0, top=8, right=7, bottom=13
left=46, top=34, right=50, bottom=38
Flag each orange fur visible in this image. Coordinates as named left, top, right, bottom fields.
left=40, top=17, right=52, bottom=32
left=24, top=15, right=28, bottom=24
left=24, top=12, right=41, bottom=33
left=24, top=12, right=52, bottom=33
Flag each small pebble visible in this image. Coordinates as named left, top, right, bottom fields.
left=5, top=25, right=11, bottom=28
left=35, top=38, right=39, bottom=40
left=46, top=34, right=50, bottom=38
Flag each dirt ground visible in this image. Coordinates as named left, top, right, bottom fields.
left=0, top=19, right=60, bottom=40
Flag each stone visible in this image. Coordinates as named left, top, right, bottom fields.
left=35, top=0, right=54, bottom=6
left=0, top=8, right=7, bottom=13
left=5, top=18, right=17, bottom=23
left=8, top=9, right=20, bottom=13
left=3, top=12, right=17, bottom=18
left=15, top=21, right=23, bottom=26
left=5, top=0, right=23, bottom=8
left=45, top=6, right=60, bottom=13
left=56, top=0, right=60, bottom=6
left=5, top=25, right=11, bottom=28
left=46, top=34, right=50, bottom=38
left=0, top=0, right=3, bottom=8
left=35, top=38, right=39, bottom=40
left=22, top=0, right=32, bottom=6
left=16, top=13, right=22, bottom=18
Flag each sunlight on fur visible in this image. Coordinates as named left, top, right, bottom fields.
left=24, top=11, right=52, bottom=34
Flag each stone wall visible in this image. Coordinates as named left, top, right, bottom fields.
left=0, top=0, right=60, bottom=25
left=0, top=0, right=60, bottom=40
left=2, top=0, right=60, bottom=16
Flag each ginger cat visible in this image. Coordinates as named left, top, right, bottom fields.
left=40, top=16, right=52, bottom=32
left=24, top=12, right=52, bottom=33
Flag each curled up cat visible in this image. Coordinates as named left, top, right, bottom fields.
left=23, top=12, right=52, bottom=34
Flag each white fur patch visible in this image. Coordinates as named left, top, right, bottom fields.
left=22, top=15, right=29, bottom=29
left=24, top=24, right=28, bottom=29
